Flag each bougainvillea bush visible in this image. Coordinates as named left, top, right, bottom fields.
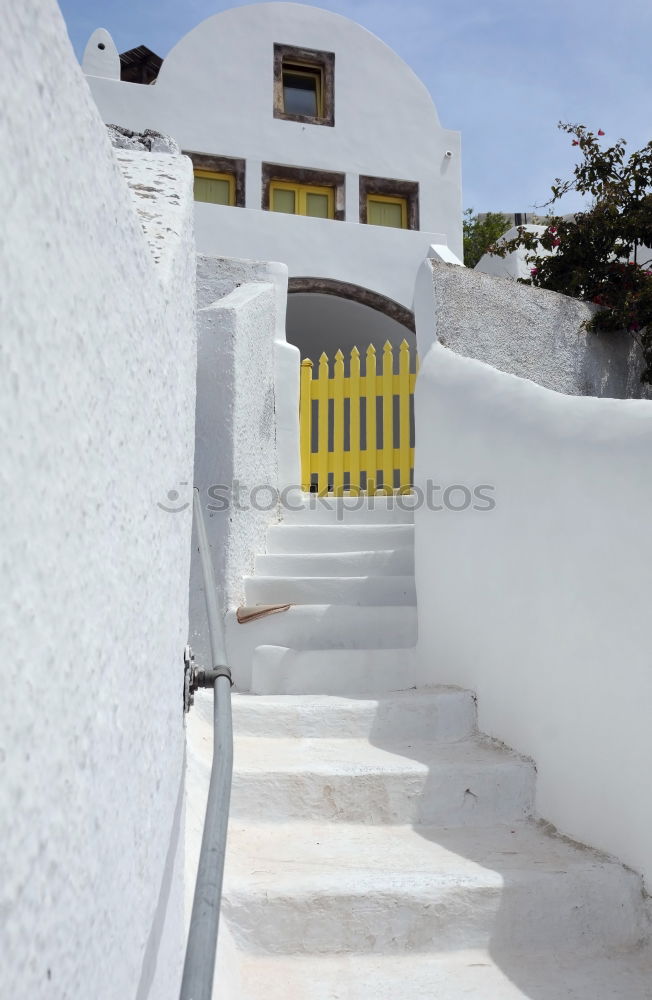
left=489, top=123, right=652, bottom=384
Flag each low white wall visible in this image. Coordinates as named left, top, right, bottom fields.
left=415, top=257, right=647, bottom=398
left=1, top=4, right=196, bottom=998
left=191, top=256, right=298, bottom=673
left=195, top=202, right=446, bottom=312
left=414, top=343, right=652, bottom=886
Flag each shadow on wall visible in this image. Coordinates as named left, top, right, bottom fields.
left=286, top=291, right=417, bottom=369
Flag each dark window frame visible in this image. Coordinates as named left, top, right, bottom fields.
left=273, top=44, right=335, bottom=127
left=359, top=175, right=420, bottom=231
left=262, top=163, right=345, bottom=221
left=183, top=151, right=246, bottom=208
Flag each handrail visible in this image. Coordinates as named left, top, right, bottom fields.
left=180, top=489, right=233, bottom=1000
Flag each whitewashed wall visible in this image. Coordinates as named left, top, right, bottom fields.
left=84, top=1, right=461, bottom=315
left=414, top=343, right=652, bottom=886
left=415, top=257, right=648, bottom=398
left=0, top=4, right=196, bottom=999
left=190, top=255, right=299, bottom=675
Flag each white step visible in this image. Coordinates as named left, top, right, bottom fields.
left=228, top=736, right=535, bottom=825
left=225, top=606, right=418, bottom=691
left=231, top=688, right=476, bottom=741
left=255, top=547, right=414, bottom=577
left=250, top=646, right=418, bottom=696
left=266, top=523, right=414, bottom=553
left=234, top=947, right=652, bottom=1000
left=223, top=822, right=646, bottom=955
left=244, top=574, right=416, bottom=607
left=280, top=494, right=416, bottom=525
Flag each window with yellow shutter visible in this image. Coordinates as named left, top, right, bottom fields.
left=360, top=176, right=420, bottom=231
left=193, top=170, right=236, bottom=206
left=269, top=180, right=334, bottom=219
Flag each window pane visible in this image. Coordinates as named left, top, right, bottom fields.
left=271, top=188, right=296, bottom=214
left=368, top=199, right=405, bottom=228
left=306, top=193, right=330, bottom=218
left=194, top=176, right=231, bottom=205
left=283, top=71, right=318, bottom=117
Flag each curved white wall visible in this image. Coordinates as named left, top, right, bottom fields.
left=2, top=3, right=196, bottom=997
left=414, top=343, right=652, bottom=886
left=85, top=2, right=462, bottom=291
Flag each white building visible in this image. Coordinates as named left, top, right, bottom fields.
left=82, top=2, right=462, bottom=358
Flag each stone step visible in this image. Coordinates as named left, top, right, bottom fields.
left=266, top=523, right=414, bottom=554
left=244, top=574, right=416, bottom=607
left=226, top=736, right=535, bottom=825
left=231, top=688, right=476, bottom=741
left=225, top=606, right=418, bottom=691
left=255, top=547, right=414, bottom=577
left=280, top=494, right=417, bottom=525
left=222, top=822, right=646, bottom=956
left=233, top=947, right=652, bottom=1000
left=250, top=646, right=418, bottom=696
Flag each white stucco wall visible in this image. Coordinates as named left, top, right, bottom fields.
left=415, top=257, right=648, bottom=398
left=474, top=224, right=549, bottom=279
left=190, top=255, right=298, bottom=673
left=84, top=2, right=462, bottom=305
left=1, top=4, right=196, bottom=998
left=414, top=343, right=652, bottom=886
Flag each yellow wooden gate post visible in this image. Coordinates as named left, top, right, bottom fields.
left=349, top=346, right=361, bottom=495
left=333, top=349, right=345, bottom=495
left=365, top=344, right=377, bottom=494
left=317, top=352, right=329, bottom=494
left=381, top=341, right=394, bottom=493
left=398, top=339, right=411, bottom=492
left=300, top=359, right=313, bottom=492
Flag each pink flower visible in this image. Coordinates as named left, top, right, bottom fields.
left=598, top=129, right=605, bottom=136
left=572, top=139, right=579, bottom=146
left=530, top=267, right=538, bottom=275
left=548, top=226, right=557, bottom=234
left=552, top=238, right=561, bottom=247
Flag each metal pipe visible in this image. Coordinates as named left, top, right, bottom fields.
left=180, top=490, right=233, bottom=1000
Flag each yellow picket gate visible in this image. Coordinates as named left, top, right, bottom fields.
left=299, top=340, right=418, bottom=495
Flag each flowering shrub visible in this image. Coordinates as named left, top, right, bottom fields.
left=488, top=123, right=652, bottom=384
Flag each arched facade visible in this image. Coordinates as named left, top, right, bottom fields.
left=83, top=3, right=462, bottom=317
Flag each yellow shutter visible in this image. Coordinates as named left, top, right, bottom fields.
left=367, top=195, right=408, bottom=229
left=193, top=170, right=235, bottom=206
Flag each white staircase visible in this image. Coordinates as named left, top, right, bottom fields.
left=188, top=496, right=652, bottom=998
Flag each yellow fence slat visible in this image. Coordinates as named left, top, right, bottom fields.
left=349, top=346, right=361, bottom=494
left=398, top=339, right=411, bottom=491
left=365, top=344, right=377, bottom=494
left=299, top=341, right=417, bottom=495
left=333, top=349, right=345, bottom=495
left=381, top=341, right=394, bottom=493
left=300, top=359, right=313, bottom=492
left=317, top=352, right=329, bottom=494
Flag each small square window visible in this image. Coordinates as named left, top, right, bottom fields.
left=282, top=64, right=323, bottom=118
left=274, top=44, right=335, bottom=127
left=360, top=176, right=420, bottom=231
left=193, top=169, right=235, bottom=206
left=367, top=195, right=408, bottom=229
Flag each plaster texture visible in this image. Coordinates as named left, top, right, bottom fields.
left=186, top=492, right=651, bottom=997
left=1, top=3, right=196, bottom=998
left=414, top=342, right=652, bottom=887
left=474, top=224, right=548, bottom=280
left=415, top=257, right=648, bottom=397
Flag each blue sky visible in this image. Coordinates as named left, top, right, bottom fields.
left=59, top=0, right=652, bottom=214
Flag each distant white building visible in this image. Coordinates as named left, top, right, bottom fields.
left=82, top=2, right=462, bottom=357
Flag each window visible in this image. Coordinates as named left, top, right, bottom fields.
left=359, top=176, right=420, bottom=231
left=270, top=180, right=334, bottom=219
left=273, top=44, right=335, bottom=127
left=282, top=64, right=322, bottom=118
left=183, top=152, right=245, bottom=207
left=193, top=169, right=235, bottom=206
left=262, top=164, right=345, bottom=220
left=367, top=194, right=408, bottom=229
